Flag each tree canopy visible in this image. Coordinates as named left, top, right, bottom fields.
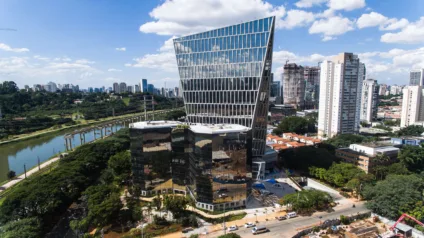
left=398, top=145, right=424, bottom=173
left=309, top=162, right=367, bottom=187
left=324, top=134, right=373, bottom=148
left=273, top=116, right=313, bottom=135
left=278, top=146, right=337, bottom=172
left=363, top=174, right=424, bottom=220
left=279, top=189, right=333, bottom=214
left=396, top=125, right=424, bottom=137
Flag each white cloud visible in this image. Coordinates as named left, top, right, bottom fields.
left=33, top=55, right=49, bottom=61
left=80, top=72, right=93, bottom=79
left=75, top=59, right=95, bottom=64
left=380, top=18, right=409, bottom=31
left=280, top=10, right=315, bottom=29
left=126, top=52, right=177, bottom=72
left=139, top=0, right=286, bottom=36
left=327, top=0, right=365, bottom=11
left=0, top=43, right=29, bottom=53
left=53, top=57, right=72, bottom=62
left=115, top=47, right=126, bottom=51
left=295, top=0, right=326, bottom=8
left=108, top=68, right=122, bottom=72
left=381, top=17, right=424, bottom=44
left=309, top=16, right=354, bottom=41
left=356, top=12, right=409, bottom=31
left=357, top=12, right=388, bottom=29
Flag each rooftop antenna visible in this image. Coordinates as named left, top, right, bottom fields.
left=285, top=60, right=289, bottom=65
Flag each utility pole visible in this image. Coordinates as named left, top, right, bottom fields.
left=24, top=164, right=27, bottom=179
left=37, top=156, right=41, bottom=170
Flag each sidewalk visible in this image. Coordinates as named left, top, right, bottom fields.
left=0, top=157, right=59, bottom=192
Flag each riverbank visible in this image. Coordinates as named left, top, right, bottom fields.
left=0, top=156, right=60, bottom=193
left=0, top=108, right=180, bottom=146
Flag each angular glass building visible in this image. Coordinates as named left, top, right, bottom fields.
left=173, top=17, right=275, bottom=158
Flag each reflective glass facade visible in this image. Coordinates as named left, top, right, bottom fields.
left=173, top=17, right=275, bottom=158
left=187, top=129, right=252, bottom=210
left=130, top=126, right=188, bottom=196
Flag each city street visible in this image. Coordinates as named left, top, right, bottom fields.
left=208, top=202, right=368, bottom=237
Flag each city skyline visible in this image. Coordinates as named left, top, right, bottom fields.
left=2, top=0, right=424, bottom=89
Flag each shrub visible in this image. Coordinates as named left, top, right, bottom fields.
left=6, top=170, right=16, bottom=180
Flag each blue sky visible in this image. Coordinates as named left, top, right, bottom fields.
left=1, top=0, right=424, bottom=89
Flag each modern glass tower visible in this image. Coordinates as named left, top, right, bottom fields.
left=173, top=17, right=275, bottom=158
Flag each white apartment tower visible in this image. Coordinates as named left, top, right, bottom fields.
left=283, top=63, right=305, bottom=109
left=318, top=53, right=364, bottom=138
left=401, top=86, right=424, bottom=127
left=360, top=79, right=379, bottom=123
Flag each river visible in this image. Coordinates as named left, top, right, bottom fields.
left=0, top=124, right=124, bottom=182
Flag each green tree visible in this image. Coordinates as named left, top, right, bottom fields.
left=108, top=151, right=131, bottom=183
left=0, top=217, right=42, bottom=238
left=273, top=116, right=309, bottom=135
left=398, top=145, right=424, bottom=173
left=279, top=190, right=333, bottom=214
left=6, top=170, right=15, bottom=180
left=278, top=147, right=336, bottom=171
left=218, top=233, right=242, bottom=238
left=397, top=125, right=424, bottom=137
left=152, top=196, right=162, bottom=210
left=163, top=195, right=189, bottom=219
left=324, top=134, right=371, bottom=148
left=363, top=174, right=424, bottom=219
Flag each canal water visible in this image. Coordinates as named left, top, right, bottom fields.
left=0, top=124, right=124, bottom=182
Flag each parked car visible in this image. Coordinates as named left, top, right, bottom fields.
left=219, top=193, right=228, bottom=198
left=275, top=216, right=287, bottom=221
left=216, top=188, right=229, bottom=193
left=286, top=212, right=297, bottom=219
left=228, top=225, right=238, bottom=231
left=182, top=227, right=194, bottom=233
left=244, top=222, right=256, bottom=228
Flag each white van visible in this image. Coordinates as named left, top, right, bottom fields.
left=286, top=212, right=297, bottom=219
left=252, top=226, right=269, bottom=235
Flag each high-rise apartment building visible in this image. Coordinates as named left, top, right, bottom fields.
left=173, top=17, right=275, bottom=158
left=174, top=87, right=180, bottom=97
left=360, top=79, right=379, bottom=123
left=390, top=85, right=403, bottom=95
left=318, top=53, right=364, bottom=138
left=134, top=84, right=140, bottom=93
left=127, top=85, right=134, bottom=93
left=401, top=86, right=424, bottom=127
left=410, top=69, right=424, bottom=86
left=147, top=84, right=154, bottom=93
left=140, top=79, right=148, bottom=93
left=113, top=82, right=119, bottom=93
left=304, top=66, right=320, bottom=109
left=46, top=82, right=58, bottom=92
left=283, top=63, right=305, bottom=109
left=119, top=82, right=127, bottom=93
left=379, top=84, right=387, bottom=96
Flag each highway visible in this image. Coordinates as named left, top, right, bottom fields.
left=208, top=203, right=368, bottom=237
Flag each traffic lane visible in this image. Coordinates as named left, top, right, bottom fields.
left=210, top=203, right=368, bottom=238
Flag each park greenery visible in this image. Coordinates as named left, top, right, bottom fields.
left=277, top=146, right=337, bottom=172
left=0, top=129, right=130, bottom=236
left=396, top=125, right=424, bottom=137
left=0, top=80, right=183, bottom=139
left=309, top=163, right=370, bottom=188
left=324, top=134, right=374, bottom=148
left=279, top=189, right=333, bottom=214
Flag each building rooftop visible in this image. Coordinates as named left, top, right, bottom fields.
left=189, top=123, right=250, bottom=134
left=130, top=120, right=182, bottom=129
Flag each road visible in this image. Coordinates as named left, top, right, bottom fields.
left=207, top=203, right=368, bottom=238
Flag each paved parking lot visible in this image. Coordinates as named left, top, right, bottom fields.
left=247, top=181, right=297, bottom=209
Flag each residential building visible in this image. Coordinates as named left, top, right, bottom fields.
left=161, top=87, right=165, bottom=96
left=113, top=82, right=119, bottom=93
left=400, top=86, right=424, bottom=127
left=335, top=143, right=399, bottom=173
left=24, top=85, right=29, bottom=91
left=129, top=121, right=252, bottom=211
left=88, top=87, right=93, bottom=93
left=46, top=82, right=58, bottom=92
left=283, top=63, right=305, bottom=109
left=173, top=16, right=275, bottom=159
left=134, top=84, right=140, bottom=93
left=174, top=86, right=180, bottom=97
left=410, top=69, right=424, bottom=86
left=379, top=84, right=387, bottom=96
left=119, top=82, right=127, bottom=93
left=360, top=79, right=379, bottom=123
left=304, top=66, right=320, bottom=109
left=33, top=84, right=42, bottom=91
left=140, top=79, right=148, bottom=93
left=147, top=84, right=154, bottom=93
left=127, top=85, right=133, bottom=93
left=318, top=53, right=364, bottom=138
left=269, top=104, right=296, bottom=123
left=390, top=85, right=403, bottom=95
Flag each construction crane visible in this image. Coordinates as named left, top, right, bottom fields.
left=390, top=213, right=424, bottom=232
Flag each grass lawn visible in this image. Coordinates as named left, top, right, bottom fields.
left=122, top=97, right=130, bottom=106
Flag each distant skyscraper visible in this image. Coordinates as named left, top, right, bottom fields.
left=120, top=82, right=127, bottom=93
left=88, top=87, right=94, bottom=93
left=46, top=82, right=58, bottom=92
left=390, top=85, right=403, bottom=95
left=113, top=82, right=119, bottom=93
left=140, top=79, right=148, bottom=93
left=283, top=63, right=305, bottom=109
left=127, top=85, right=133, bottom=93
left=360, top=79, right=379, bottom=123
left=174, top=86, right=180, bottom=97
left=147, top=84, right=154, bottom=93
left=24, top=85, right=29, bottom=91
left=318, top=53, right=364, bottom=138
left=410, top=69, right=424, bottom=86
left=174, top=16, right=275, bottom=158
left=135, top=84, right=140, bottom=93
left=304, top=66, right=320, bottom=109
left=270, top=81, right=281, bottom=97
left=401, top=86, right=424, bottom=127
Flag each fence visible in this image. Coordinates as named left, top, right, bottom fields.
left=292, top=212, right=372, bottom=238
